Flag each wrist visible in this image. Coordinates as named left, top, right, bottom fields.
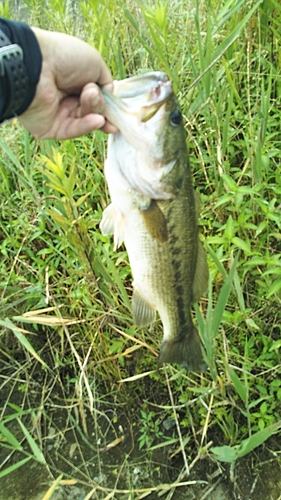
left=0, top=29, right=28, bottom=121
left=0, top=18, right=42, bottom=122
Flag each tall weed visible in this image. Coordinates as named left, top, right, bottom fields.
left=0, top=0, right=280, bottom=491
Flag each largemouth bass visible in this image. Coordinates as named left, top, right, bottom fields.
left=100, top=72, right=208, bottom=372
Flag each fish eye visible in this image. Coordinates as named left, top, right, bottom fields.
left=170, top=109, right=182, bottom=126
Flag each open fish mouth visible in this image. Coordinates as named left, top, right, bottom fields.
left=101, top=71, right=173, bottom=122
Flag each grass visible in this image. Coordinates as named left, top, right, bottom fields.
left=0, top=0, right=281, bottom=498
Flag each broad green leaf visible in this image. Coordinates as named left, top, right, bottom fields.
left=214, top=193, right=234, bottom=208
left=270, top=339, right=281, bottom=351
left=231, top=237, right=251, bottom=255
left=211, top=445, right=238, bottom=463
left=224, top=215, right=234, bottom=240
left=211, top=422, right=281, bottom=464
left=46, top=208, right=72, bottom=226
left=266, top=277, right=281, bottom=298
left=222, top=174, right=237, bottom=193
left=245, top=318, right=260, bottom=330
left=75, top=192, right=91, bottom=208
left=237, top=422, right=281, bottom=457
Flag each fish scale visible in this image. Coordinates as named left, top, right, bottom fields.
left=100, top=72, right=209, bottom=372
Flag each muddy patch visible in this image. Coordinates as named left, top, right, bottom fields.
left=0, top=332, right=281, bottom=500
left=0, top=385, right=281, bottom=500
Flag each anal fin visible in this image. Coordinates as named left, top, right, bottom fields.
left=132, top=287, right=156, bottom=327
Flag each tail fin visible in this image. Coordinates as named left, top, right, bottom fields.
left=158, top=326, right=207, bottom=372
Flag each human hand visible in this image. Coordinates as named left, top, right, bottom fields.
left=19, top=27, right=116, bottom=139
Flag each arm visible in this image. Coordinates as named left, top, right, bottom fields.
left=0, top=18, right=115, bottom=139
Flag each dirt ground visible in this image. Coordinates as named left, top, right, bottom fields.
left=1, top=417, right=281, bottom=500
left=1, top=338, right=281, bottom=500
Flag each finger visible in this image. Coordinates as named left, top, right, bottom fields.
left=55, top=114, right=106, bottom=140
left=47, top=31, right=113, bottom=91
left=80, top=83, right=105, bottom=117
left=79, top=83, right=118, bottom=133
left=54, top=114, right=117, bottom=139
left=39, top=97, right=116, bottom=139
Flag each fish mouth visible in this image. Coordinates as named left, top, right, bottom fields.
left=101, top=72, right=173, bottom=123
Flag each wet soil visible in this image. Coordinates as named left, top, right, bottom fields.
left=0, top=381, right=281, bottom=500
left=1, top=438, right=281, bottom=500
left=0, top=331, right=281, bottom=500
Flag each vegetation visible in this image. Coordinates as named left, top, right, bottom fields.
left=0, top=0, right=280, bottom=498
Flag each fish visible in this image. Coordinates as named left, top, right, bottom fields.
left=100, top=72, right=209, bottom=372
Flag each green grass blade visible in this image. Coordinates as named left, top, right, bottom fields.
left=102, top=248, right=131, bottom=310
left=206, top=244, right=228, bottom=279
left=227, top=365, right=247, bottom=404
left=0, top=318, right=48, bottom=368
left=188, top=0, right=263, bottom=106
left=17, top=419, right=46, bottom=464
left=212, top=422, right=281, bottom=464
left=266, top=276, right=281, bottom=298
left=0, top=457, right=32, bottom=479
left=0, top=422, right=22, bottom=450
left=212, top=255, right=238, bottom=336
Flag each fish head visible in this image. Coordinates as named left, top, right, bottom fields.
left=102, top=72, right=187, bottom=199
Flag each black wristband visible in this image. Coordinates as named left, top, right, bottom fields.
left=0, top=28, right=29, bottom=120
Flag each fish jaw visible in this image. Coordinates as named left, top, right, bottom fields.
left=101, top=72, right=184, bottom=201
left=102, top=71, right=172, bottom=118
left=100, top=73, right=173, bottom=159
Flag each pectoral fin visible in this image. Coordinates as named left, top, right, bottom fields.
left=132, top=287, right=156, bottom=327
left=100, top=204, right=115, bottom=236
left=141, top=200, right=168, bottom=242
left=100, top=203, right=125, bottom=249
left=130, top=192, right=168, bottom=242
left=192, top=239, right=209, bottom=302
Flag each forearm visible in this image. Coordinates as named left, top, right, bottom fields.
left=0, top=17, right=42, bottom=122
